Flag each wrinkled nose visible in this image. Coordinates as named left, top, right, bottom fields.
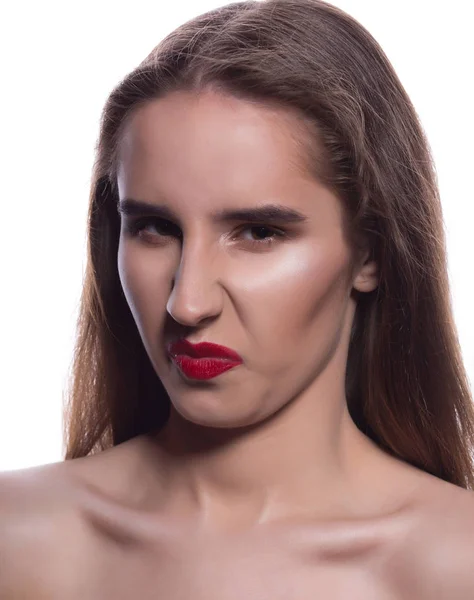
left=166, top=246, right=224, bottom=327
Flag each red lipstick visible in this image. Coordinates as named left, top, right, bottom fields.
left=167, top=339, right=243, bottom=380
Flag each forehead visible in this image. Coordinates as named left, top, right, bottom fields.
left=118, top=90, right=309, bottom=175
left=116, top=90, right=342, bottom=225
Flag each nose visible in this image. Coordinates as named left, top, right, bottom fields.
left=166, top=242, right=224, bottom=327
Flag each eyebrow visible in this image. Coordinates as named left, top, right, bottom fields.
left=117, top=198, right=309, bottom=225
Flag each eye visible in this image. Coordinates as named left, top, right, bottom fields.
left=235, top=225, right=286, bottom=247
left=124, top=217, right=180, bottom=240
left=124, top=217, right=286, bottom=248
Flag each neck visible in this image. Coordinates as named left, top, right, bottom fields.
left=142, top=376, right=386, bottom=529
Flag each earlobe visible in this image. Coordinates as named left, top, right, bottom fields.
left=353, top=259, right=378, bottom=293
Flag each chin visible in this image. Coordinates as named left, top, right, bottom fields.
left=170, top=398, right=265, bottom=431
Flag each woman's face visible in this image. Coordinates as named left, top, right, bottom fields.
left=117, top=90, right=377, bottom=428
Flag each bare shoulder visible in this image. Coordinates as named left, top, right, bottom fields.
left=0, top=463, right=90, bottom=597
left=0, top=439, right=148, bottom=597
left=425, top=482, right=474, bottom=597
left=397, top=476, right=474, bottom=599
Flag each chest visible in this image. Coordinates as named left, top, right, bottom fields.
left=70, top=528, right=398, bottom=600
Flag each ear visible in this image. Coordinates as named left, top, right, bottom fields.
left=352, top=250, right=378, bottom=293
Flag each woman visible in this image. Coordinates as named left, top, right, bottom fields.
left=2, top=0, right=474, bottom=597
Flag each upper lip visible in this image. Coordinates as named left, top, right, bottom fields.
left=167, top=338, right=243, bottom=362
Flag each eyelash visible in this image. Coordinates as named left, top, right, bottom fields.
left=124, top=217, right=287, bottom=248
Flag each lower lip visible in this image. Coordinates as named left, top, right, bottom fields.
left=171, top=355, right=242, bottom=380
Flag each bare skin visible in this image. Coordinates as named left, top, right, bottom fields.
left=1, top=441, right=474, bottom=599
left=1, top=89, right=474, bottom=597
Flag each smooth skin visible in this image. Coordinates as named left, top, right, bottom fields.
left=1, top=90, right=474, bottom=599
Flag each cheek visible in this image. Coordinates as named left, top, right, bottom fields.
left=232, top=243, right=351, bottom=341
left=117, top=236, right=351, bottom=351
left=117, top=240, right=171, bottom=334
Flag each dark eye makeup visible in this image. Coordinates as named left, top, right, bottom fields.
left=123, top=216, right=287, bottom=249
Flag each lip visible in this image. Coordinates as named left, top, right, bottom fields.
left=167, top=339, right=243, bottom=362
left=170, top=355, right=241, bottom=380
left=167, top=339, right=243, bottom=381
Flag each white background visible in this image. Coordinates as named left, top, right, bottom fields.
left=1, top=1, right=472, bottom=471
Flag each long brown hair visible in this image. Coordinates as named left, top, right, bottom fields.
left=63, top=0, right=474, bottom=490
